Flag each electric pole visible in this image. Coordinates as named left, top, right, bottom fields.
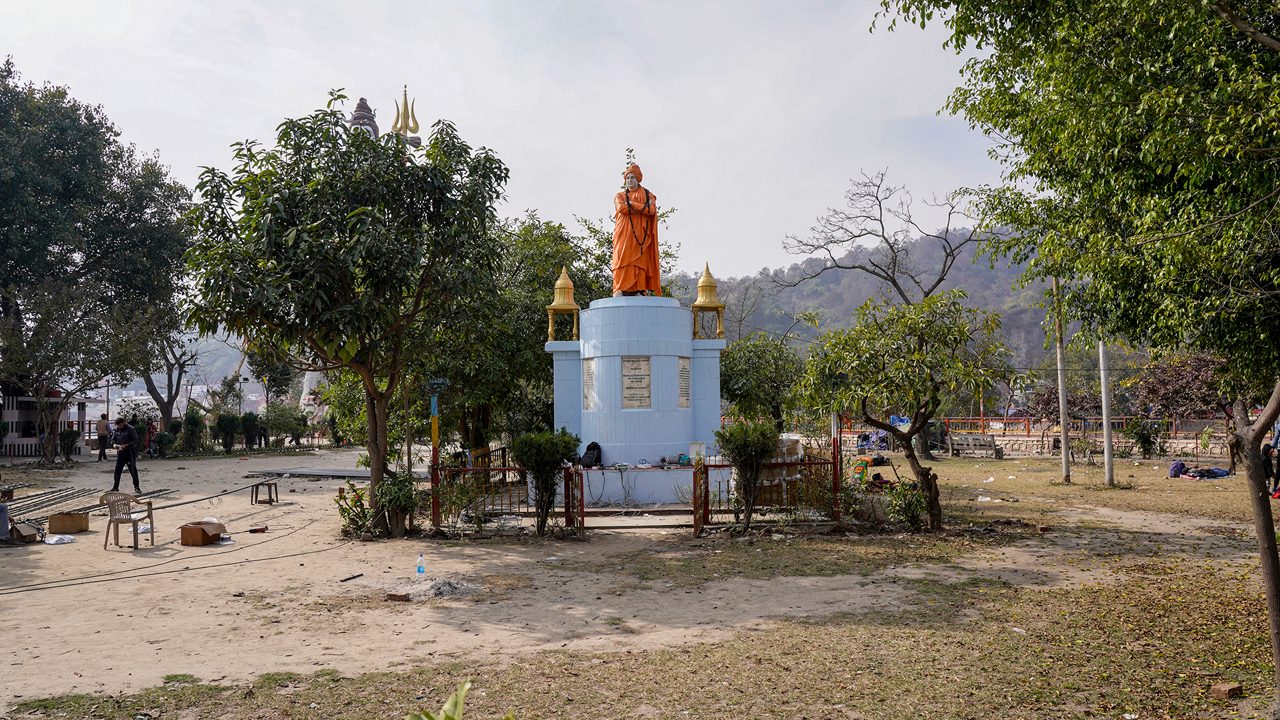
left=1099, top=340, right=1115, bottom=487
left=1053, top=277, right=1072, bottom=484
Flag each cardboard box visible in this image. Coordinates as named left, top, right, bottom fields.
left=47, top=512, right=89, bottom=534
left=180, top=521, right=227, bottom=546
left=10, top=521, right=40, bottom=543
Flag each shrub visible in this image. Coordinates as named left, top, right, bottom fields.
left=511, top=429, right=580, bottom=536
left=334, top=480, right=372, bottom=537
left=885, top=481, right=926, bottom=530
left=241, top=411, right=260, bottom=449
left=215, top=413, right=241, bottom=452
left=1121, top=418, right=1165, bottom=459
left=375, top=469, right=417, bottom=537
left=182, top=407, right=205, bottom=451
left=58, top=428, right=80, bottom=462
left=156, top=431, right=177, bottom=457
left=167, top=419, right=183, bottom=436
left=714, top=420, right=779, bottom=533
left=263, top=400, right=308, bottom=446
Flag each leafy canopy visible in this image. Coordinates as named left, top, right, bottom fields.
left=877, top=0, right=1280, bottom=387
left=187, top=91, right=508, bottom=493
left=799, top=291, right=1010, bottom=432
left=511, top=429, right=580, bottom=536
left=720, top=333, right=804, bottom=429
left=187, top=90, right=508, bottom=376
left=0, top=58, right=190, bottom=460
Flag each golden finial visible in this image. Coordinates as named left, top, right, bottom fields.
left=692, top=263, right=726, bottom=339
left=390, top=85, right=420, bottom=136
left=546, top=266, right=581, bottom=341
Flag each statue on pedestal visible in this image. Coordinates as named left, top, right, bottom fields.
left=612, top=163, right=662, bottom=296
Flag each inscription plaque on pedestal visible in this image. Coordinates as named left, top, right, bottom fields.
left=582, top=358, right=597, bottom=411
left=621, top=356, right=651, bottom=409
left=678, top=356, right=691, bottom=409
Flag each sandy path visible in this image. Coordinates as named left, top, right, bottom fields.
left=0, top=452, right=1260, bottom=708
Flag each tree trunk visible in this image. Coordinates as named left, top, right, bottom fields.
left=1232, top=387, right=1280, bottom=709
left=361, top=389, right=393, bottom=537
left=919, top=435, right=938, bottom=461
left=35, top=394, right=72, bottom=464
left=142, top=373, right=179, bottom=431
left=900, top=432, right=943, bottom=531
left=467, top=404, right=491, bottom=457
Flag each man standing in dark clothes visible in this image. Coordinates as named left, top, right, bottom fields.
left=111, top=418, right=141, bottom=493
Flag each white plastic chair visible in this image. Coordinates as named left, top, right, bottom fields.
left=100, top=492, right=155, bottom=549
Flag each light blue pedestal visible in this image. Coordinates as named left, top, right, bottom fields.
left=546, top=296, right=725, bottom=504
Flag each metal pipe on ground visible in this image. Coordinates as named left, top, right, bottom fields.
left=7, top=488, right=88, bottom=514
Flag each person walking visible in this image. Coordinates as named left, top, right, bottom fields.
left=95, top=413, right=110, bottom=462
left=110, top=418, right=141, bottom=494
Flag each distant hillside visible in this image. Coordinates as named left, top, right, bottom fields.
left=671, top=239, right=1050, bottom=368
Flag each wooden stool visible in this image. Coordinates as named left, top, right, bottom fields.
left=251, top=481, right=278, bottom=505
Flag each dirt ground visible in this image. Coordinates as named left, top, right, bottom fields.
left=1, top=449, right=1274, bottom=718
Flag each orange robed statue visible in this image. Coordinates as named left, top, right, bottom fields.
left=612, top=163, right=662, bottom=296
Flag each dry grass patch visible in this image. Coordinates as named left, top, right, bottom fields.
left=584, top=527, right=1037, bottom=588
left=933, top=455, right=1269, bottom=524
left=15, top=561, right=1273, bottom=719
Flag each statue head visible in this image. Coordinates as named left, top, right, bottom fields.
left=623, top=163, right=642, bottom=191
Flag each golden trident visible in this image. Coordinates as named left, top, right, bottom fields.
left=390, top=85, right=419, bottom=136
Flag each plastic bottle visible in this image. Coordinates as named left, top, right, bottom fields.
left=416, top=553, right=426, bottom=581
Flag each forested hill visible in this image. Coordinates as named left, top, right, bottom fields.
left=670, top=239, right=1051, bottom=368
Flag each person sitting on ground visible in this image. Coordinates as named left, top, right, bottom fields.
left=866, top=472, right=894, bottom=491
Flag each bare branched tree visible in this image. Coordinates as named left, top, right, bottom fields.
left=719, top=276, right=773, bottom=342
left=139, top=333, right=203, bottom=430
left=780, top=169, right=983, bottom=305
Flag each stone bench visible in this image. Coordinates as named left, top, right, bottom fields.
left=949, top=434, right=1004, bottom=459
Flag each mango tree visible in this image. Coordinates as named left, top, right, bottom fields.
left=187, top=93, right=507, bottom=508
left=799, top=291, right=1016, bottom=530
left=875, top=0, right=1280, bottom=704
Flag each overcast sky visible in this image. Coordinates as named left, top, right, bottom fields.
left=3, top=1, right=1001, bottom=278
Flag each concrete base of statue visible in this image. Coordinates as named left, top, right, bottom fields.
left=546, top=296, right=725, bottom=504
left=531, top=466, right=698, bottom=507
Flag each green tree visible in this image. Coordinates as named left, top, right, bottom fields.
left=181, top=406, right=205, bottom=451
left=510, top=429, right=579, bottom=536
left=799, top=292, right=1015, bottom=530
left=720, top=333, right=804, bottom=431
left=187, top=92, right=507, bottom=506
left=262, top=399, right=308, bottom=446
left=714, top=419, right=780, bottom=533
left=875, top=0, right=1280, bottom=702
left=214, top=413, right=241, bottom=453
left=246, top=347, right=298, bottom=403
left=434, top=215, right=586, bottom=454
left=0, top=59, right=189, bottom=462
left=240, top=411, right=260, bottom=449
